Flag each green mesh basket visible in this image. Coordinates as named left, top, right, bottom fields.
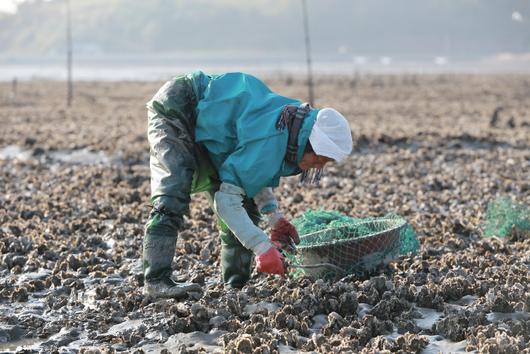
left=483, top=197, right=530, bottom=240
left=296, top=219, right=404, bottom=277
left=288, top=210, right=419, bottom=279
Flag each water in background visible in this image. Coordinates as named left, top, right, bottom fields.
left=1, top=57, right=529, bottom=81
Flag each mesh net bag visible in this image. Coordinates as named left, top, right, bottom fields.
left=288, top=210, right=419, bottom=279
left=483, top=197, right=530, bottom=240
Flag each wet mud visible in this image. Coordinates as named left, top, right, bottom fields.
left=1, top=75, right=529, bottom=353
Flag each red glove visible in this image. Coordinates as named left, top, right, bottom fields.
left=256, top=247, right=286, bottom=276
left=270, top=218, right=300, bottom=254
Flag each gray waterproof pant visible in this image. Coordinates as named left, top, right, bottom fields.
left=143, top=76, right=258, bottom=283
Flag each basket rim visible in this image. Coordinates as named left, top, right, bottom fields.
left=297, top=217, right=407, bottom=250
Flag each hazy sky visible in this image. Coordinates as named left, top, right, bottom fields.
left=0, top=0, right=55, bottom=13
left=1, top=0, right=528, bottom=71
left=0, top=0, right=18, bottom=13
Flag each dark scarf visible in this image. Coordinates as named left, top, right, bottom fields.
left=277, top=104, right=323, bottom=185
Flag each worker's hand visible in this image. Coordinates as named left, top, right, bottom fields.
left=270, top=218, right=299, bottom=254
left=255, top=246, right=286, bottom=276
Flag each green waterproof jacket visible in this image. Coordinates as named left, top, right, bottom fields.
left=187, top=70, right=318, bottom=198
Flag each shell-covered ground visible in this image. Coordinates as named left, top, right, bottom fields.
left=0, top=74, right=529, bottom=353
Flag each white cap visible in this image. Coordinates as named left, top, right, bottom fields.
left=308, top=108, right=353, bottom=162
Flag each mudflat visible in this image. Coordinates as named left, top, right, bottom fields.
left=0, top=74, right=529, bottom=353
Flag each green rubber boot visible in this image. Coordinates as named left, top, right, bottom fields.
left=143, top=208, right=180, bottom=281
left=143, top=208, right=201, bottom=298
left=220, top=227, right=254, bottom=288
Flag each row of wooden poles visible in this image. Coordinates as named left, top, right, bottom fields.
left=62, top=0, right=313, bottom=108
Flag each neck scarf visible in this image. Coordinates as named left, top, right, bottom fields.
left=277, top=104, right=324, bottom=185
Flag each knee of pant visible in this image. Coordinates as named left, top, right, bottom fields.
left=145, top=214, right=179, bottom=237
left=153, top=194, right=190, bottom=216
left=219, top=230, right=244, bottom=248
left=145, top=204, right=182, bottom=236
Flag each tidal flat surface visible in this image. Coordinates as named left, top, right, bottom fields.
left=0, top=75, right=529, bottom=353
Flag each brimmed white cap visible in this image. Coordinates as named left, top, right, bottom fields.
left=308, top=108, right=353, bottom=162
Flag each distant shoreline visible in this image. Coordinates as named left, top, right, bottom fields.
left=2, top=60, right=530, bottom=82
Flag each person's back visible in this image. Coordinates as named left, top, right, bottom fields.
left=193, top=71, right=318, bottom=197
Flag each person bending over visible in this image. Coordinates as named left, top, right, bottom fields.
left=143, top=71, right=353, bottom=298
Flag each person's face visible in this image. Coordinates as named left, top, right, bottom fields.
left=298, top=152, right=334, bottom=171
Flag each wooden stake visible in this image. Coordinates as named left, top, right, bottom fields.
left=66, top=0, right=73, bottom=107
left=301, top=0, right=314, bottom=106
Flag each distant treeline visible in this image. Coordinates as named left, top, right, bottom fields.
left=1, top=0, right=528, bottom=61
